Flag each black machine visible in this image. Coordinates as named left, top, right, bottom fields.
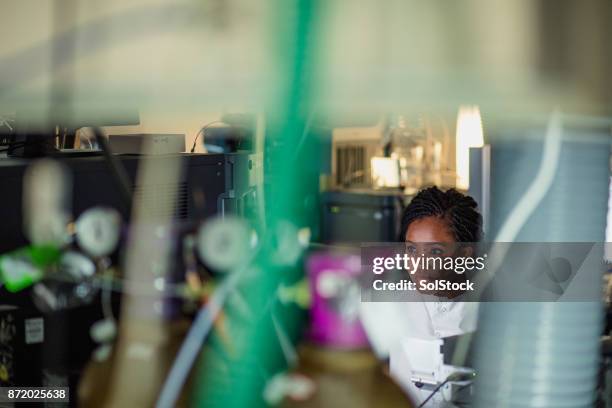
left=0, top=152, right=258, bottom=395
left=0, top=153, right=257, bottom=253
left=320, top=190, right=408, bottom=244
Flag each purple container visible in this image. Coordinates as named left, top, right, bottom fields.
left=307, top=252, right=369, bottom=349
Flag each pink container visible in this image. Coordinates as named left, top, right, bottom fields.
left=307, top=252, right=369, bottom=349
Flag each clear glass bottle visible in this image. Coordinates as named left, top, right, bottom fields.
left=388, top=114, right=425, bottom=192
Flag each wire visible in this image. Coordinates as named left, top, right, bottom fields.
left=450, top=109, right=564, bottom=369
left=271, top=311, right=299, bottom=367
left=155, top=255, right=252, bottom=408
left=492, top=109, right=563, bottom=243
left=0, top=142, right=27, bottom=153
left=291, top=110, right=316, bottom=161
left=190, top=121, right=224, bottom=153
left=0, top=117, right=14, bottom=132
left=417, top=378, right=451, bottom=408
left=417, top=372, right=475, bottom=408
left=76, top=127, right=95, bottom=150
left=0, top=139, right=53, bottom=153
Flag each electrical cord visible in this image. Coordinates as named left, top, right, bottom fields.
left=492, top=109, right=563, bottom=243
left=190, top=121, right=224, bottom=153
left=291, top=110, right=316, bottom=161
left=417, top=372, right=476, bottom=408
left=76, top=127, right=95, bottom=150
left=0, top=117, right=14, bottom=132
left=0, top=139, right=54, bottom=153
left=450, top=110, right=563, bottom=369
left=417, top=378, right=451, bottom=408
left=156, top=250, right=258, bottom=408
left=0, top=142, right=27, bottom=153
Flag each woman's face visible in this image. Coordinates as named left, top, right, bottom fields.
left=404, top=216, right=465, bottom=297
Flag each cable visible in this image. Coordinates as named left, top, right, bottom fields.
left=291, top=110, right=316, bottom=161
left=492, top=109, right=563, bottom=243
left=450, top=109, right=564, bottom=369
left=0, top=138, right=56, bottom=154
left=190, top=121, right=224, bottom=153
left=417, top=372, right=475, bottom=408
left=0, top=142, right=27, bottom=153
left=155, top=251, right=255, bottom=408
left=417, top=378, right=450, bottom=408
left=76, top=127, right=95, bottom=150
left=0, top=117, right=14, bottom=132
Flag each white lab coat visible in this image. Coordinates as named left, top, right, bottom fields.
left=360, top=299, right=478, bottom=406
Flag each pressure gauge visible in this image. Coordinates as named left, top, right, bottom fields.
left=76, top=207, right=121, bottom=257
left=197, top=216, right=250, bottom=272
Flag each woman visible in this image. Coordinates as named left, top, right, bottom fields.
left=360, top=186, right=483, bottom=406
left=400, top=186, right=483, bottom=300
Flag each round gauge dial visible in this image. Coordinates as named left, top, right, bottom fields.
left=76, top=207, right=121, bottom=257
left=197, top=216, right=250, bottom=272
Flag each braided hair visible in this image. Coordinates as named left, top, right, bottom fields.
left=399, top=187, right=483, bottom=242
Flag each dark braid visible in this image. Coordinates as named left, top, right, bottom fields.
left=399, top=187, right=483, bottom=242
